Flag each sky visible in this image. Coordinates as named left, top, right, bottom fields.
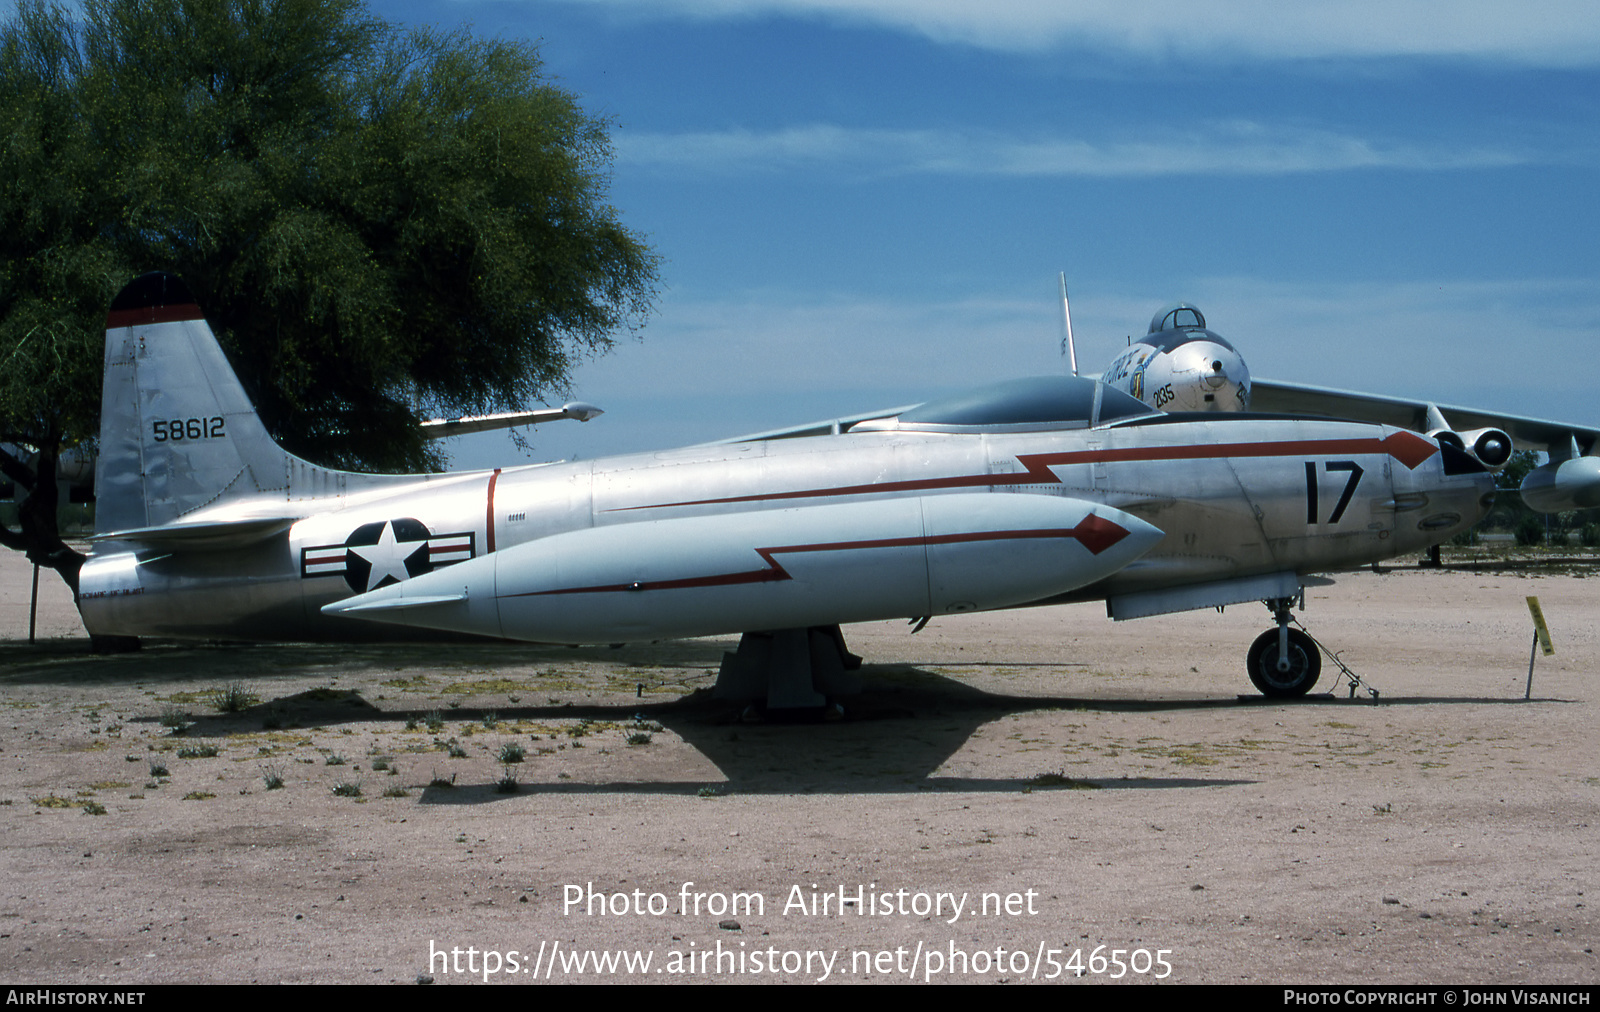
left=50, top=0, right=1600, bottom=466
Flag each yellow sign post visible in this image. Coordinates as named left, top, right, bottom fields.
left=1525, top=596, right=1554, bottom=699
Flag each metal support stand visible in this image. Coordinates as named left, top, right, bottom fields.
left=1292, top=617, right=1381, bottom=701
left=28, top=562, right=39, bottom=644
left=1526, top=631, right=1538, bottom=701
left=715, top=625, right=863, bottom=711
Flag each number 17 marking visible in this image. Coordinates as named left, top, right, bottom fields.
left=1306, top=460, right=1364, bottom=524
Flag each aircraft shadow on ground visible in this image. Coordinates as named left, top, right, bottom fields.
left=1, top=638, right=1570, bottom=799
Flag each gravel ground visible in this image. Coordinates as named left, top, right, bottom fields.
left=1, top=550, right=1596, bottom=984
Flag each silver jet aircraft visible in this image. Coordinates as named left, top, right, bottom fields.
left=80, top=273, right=1568, bottom=708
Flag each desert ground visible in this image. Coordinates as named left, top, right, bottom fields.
left=1, top=548, right=1596, bottom=985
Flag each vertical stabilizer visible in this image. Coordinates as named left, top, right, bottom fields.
left=96, top=273, right=303, bottom=533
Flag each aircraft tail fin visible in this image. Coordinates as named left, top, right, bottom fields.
left=95, top=273, right=350, bottom=534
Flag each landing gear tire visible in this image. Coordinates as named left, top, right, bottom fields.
left=1246, top=627, right=1321, bottom=698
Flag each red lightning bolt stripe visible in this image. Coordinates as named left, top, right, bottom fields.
left=512, top=515, right=1130, bottom=597
left=605, top=432, right=1439, bottom=513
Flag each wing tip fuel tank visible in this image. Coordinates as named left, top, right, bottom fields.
left=322, top=493, right=1162, bottom=643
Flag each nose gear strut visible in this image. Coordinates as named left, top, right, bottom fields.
left=1247, top=595, right=1380, bottom=700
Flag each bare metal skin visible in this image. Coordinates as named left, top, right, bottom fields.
left=78, top=274, right=1504, bottom=700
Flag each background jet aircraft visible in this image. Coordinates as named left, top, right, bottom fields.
left=1101, top=301, right=1600, bottom=512
left=81, top=273, right=1516, bottom=708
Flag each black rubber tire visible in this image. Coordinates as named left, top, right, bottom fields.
left=1246, top=627, right=1322, bottom=697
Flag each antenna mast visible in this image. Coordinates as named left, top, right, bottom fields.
left=1059, top=273, right=1079, bottom=376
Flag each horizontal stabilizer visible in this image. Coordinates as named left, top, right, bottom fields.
left=89, top=516, right=299, bottom=550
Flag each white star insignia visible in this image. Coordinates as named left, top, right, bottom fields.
left=347, top=521, right=420, bottom=591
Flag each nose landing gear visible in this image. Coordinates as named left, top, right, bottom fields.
left=1246, top=597, right=1322, bottom=697
left=1246, top=627, right=1321, bottom=696
left=1246, top=595, right=1380, bottom=700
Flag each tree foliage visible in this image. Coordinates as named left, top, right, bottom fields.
left=0, top=0, right=658, bottom=588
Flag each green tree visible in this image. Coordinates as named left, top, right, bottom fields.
left=0, top=0, right=658, bottom=593
left=1487, top=450, right=1540, bottom=540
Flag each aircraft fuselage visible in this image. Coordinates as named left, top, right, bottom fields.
left=79, top=413, right=1491, bottom=642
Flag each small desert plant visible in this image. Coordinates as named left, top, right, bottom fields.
left=176, top=743, right=218, bottom=759
left=1515, top=515, right=1546, bottom=546
left=211, top=681, right=256, bottom=713
left=382, top=785, right=410, bottom=798
left=495, top=768, right=519, bottom=793
left=81, top=801, right=107, bottom=816
left=369, top=756, right=392, bottom=772
left=148, top=761, right=169, bottom=778
left=158, top=705, right=188, bottom=729
left=325, top=753, right=347, bottom=766
left=428, top=770, right=456, bottom=789
left=332, top=780, right=363, bottom=797
left=481, top=711, right=499, bottom=730
left=447, top=743, right=468, bottom=759
left=261, top=766, right=285, bottom=790
left=626, top=732, right=652, bottom=746
left=498, top=743, right=525, bottom=763
left=424, top=710, right=445, bottom=732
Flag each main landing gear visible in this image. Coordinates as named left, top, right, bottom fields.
left=1246, top=596, right=1321, bottom=697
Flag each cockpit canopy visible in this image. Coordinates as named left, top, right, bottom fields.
left=888, top=375, right=1156, bottom=431
left=1150, top=303, right=1206, bottom=333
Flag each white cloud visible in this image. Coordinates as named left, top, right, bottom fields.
left=615, top=122, right=1529, bottom=178
left=552, top=0, right=1600, bottom=65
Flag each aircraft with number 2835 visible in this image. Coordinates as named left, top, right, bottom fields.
left=76, top=273, right=1600, bottom=709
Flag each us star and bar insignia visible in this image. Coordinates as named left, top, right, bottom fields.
left=300, top=518, right=476, bottom=593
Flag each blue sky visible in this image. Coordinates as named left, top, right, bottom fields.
left=98, top=1, right=1600, bottom=463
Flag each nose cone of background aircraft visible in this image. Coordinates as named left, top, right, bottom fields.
left=1167, top=339, right=1251, bottom=412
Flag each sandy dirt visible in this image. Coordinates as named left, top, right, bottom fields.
left=1, top=549, right=1596, bottom=984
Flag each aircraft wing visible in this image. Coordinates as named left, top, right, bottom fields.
left=1249, top=378, right=1600, bottom=456
left=419, top=402, right=603, bottom=439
